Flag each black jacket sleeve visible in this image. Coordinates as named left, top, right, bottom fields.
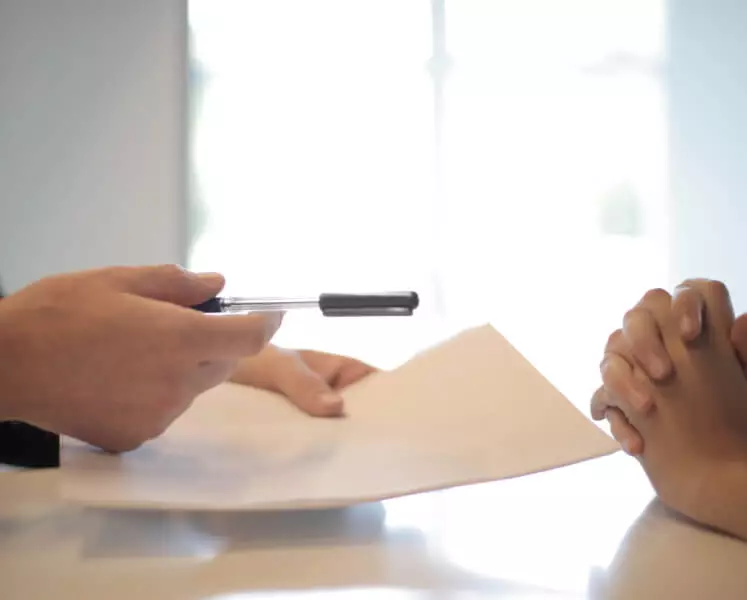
left=0, top=289, right=60, bottom=468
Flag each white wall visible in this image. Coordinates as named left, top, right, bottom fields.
left=669, top=0, right=747, bottom=311
left=0, top=0, right=186, bottom=292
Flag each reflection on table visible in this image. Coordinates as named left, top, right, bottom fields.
left=1, top=453, right=746, bottom=599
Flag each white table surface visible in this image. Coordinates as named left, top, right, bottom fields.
left=1, top=453, right=746, bottom=599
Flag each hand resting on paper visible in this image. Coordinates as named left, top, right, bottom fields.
left=591, top=280, right=747, bottom=540
left=231, top=345, right=377, bottom=416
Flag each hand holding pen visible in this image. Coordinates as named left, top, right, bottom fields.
left=0, top=264, right=419, bottom=458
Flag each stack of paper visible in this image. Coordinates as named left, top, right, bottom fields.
left=60, top=325, right=619, bottom=510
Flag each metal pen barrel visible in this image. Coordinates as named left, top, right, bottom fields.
left=219, top=297, right=318, bottom=313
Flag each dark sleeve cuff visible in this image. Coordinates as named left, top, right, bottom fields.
left=0, top=422, right=60, bottom=468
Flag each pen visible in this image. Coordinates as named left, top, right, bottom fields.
left=192, top=292, right=419, bottom=317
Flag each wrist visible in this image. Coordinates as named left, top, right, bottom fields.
left=0, top=306, right=29, bottom=421
left=713, top=459, right=747, bottom=540
left=230, top=344, right=294, bottom=391
left=681, top=458, right=747, bottom=541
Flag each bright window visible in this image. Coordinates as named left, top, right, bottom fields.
left=188, top=0, right=668, bottom=408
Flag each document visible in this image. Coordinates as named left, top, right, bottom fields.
left=60, top=325, right=620, bottom=510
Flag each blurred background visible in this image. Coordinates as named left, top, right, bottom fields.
left=186, top=0, right=699, bottom=412
left=188, top=0, right=669, bottom=404
left=2, top=0, right=747, bottom=411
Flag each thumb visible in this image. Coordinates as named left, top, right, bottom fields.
left=274, top=356, right=345, bottom=418
left=110, top=265, right=225, bottom=306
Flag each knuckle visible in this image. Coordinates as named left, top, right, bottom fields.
left=600, top=362, right=615, bottom=387
left=600, top=355, right=626, bottom=389
left=622, top=318, right=657, bottom=353
left=641, top=287, right=670, bottom=305
left=605, top=329, right=623, bottom=351
left=599, top=355, right=613, bottom=377
left=622, top=308, right=642, bottom=328
left=672, top=285, right=699, bottom=306
left=707, top=279, right=729, bottom=299
left=156, top=263, right=188, bottom=282
left=590, top=388, right=609, bottom=419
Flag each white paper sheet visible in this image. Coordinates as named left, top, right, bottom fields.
left=60, top=325, right=620, bottom=510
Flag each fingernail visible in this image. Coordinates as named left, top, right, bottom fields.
left=680, top=315, right=696, bottom=337
left=621, top=439, right=633, bottom=455
left=320, top=393, right=344, bottom=413
left=195, top=272, right=224, bottom=284
left=648, top=355, right=669, bottom=379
